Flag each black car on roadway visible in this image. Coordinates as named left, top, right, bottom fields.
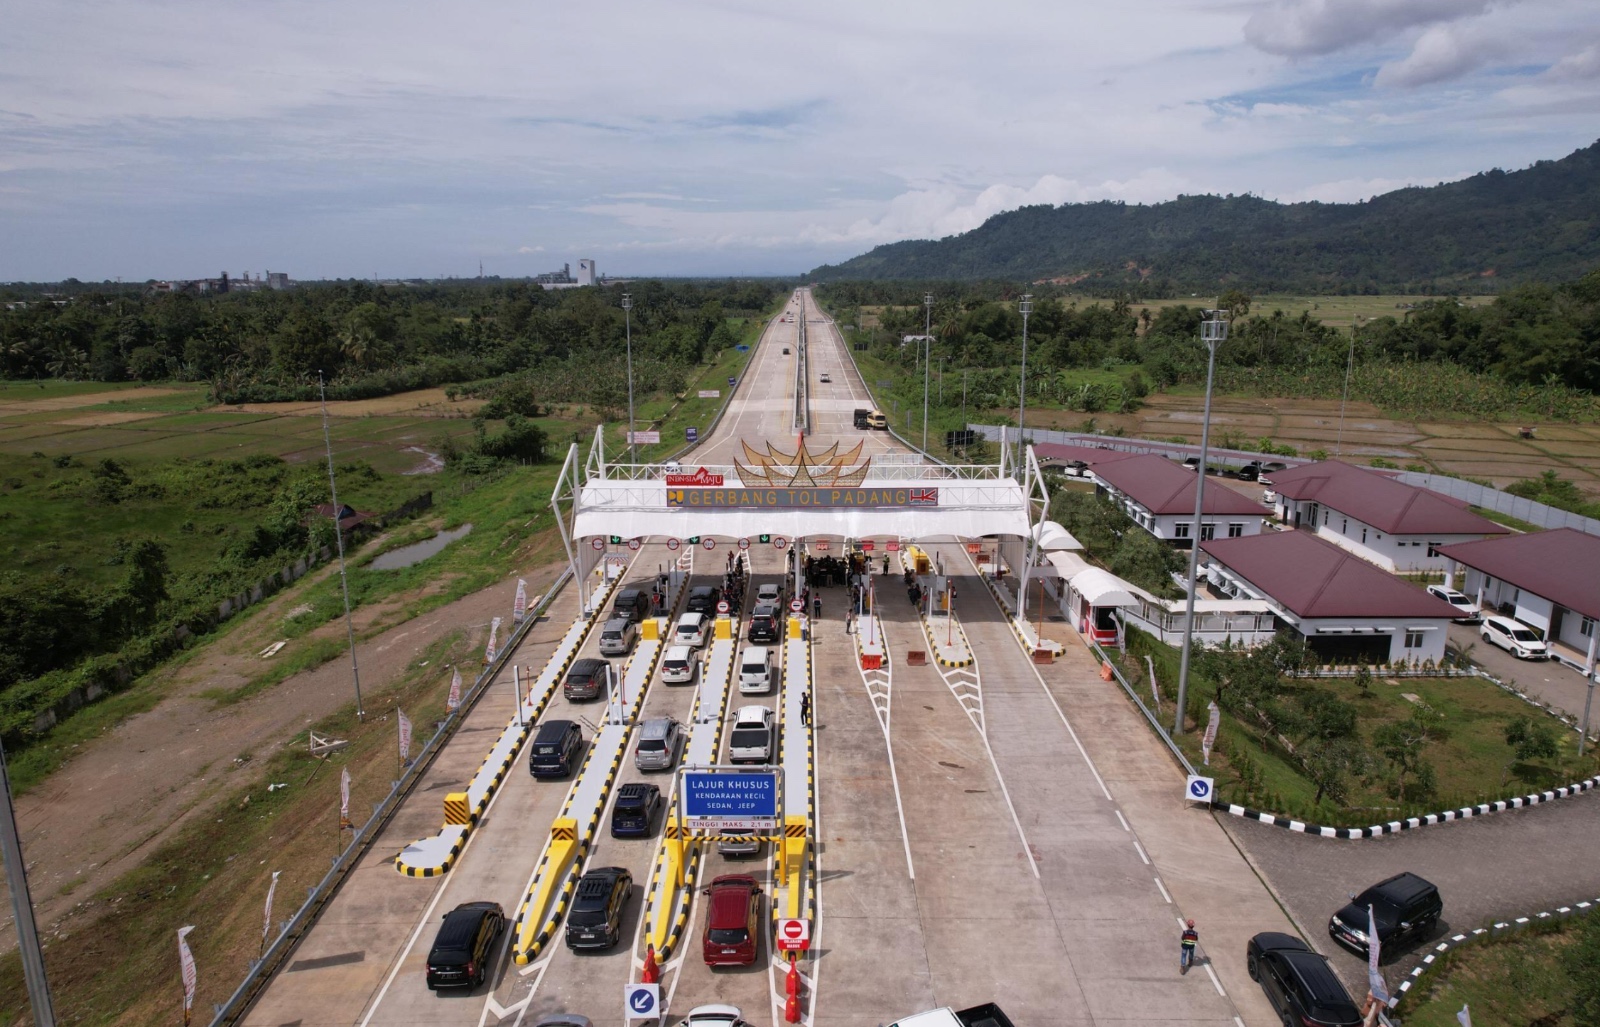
left=1329, top=871, right=1443, bottom=958
left=611, top=782, right=663, bottom=838
left=686, top=586, right=722, bottom=615
left=528, top=720, right=585, bottom=778
left=565, top=866, right=633, bottom=950
left=425, top=901, right=505, bottom=990
left=1246, top=932, right=1361, bottom=1027
left=747, top=603, right=781, bottom=644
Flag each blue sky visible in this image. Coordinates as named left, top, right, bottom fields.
left=2, top=0, right=1598, bottom=281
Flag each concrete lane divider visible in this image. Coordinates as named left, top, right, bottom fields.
left=393, top=577, right=619, bottom=877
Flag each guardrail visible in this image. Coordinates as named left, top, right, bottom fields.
left=793, top=305, right=810, bottom=434
left=666, top=297, right=791, bottom=465
left=207, top=568, right=574, bottom=1027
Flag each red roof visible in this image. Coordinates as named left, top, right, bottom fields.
left=1268, top=460, right=1506, bottom=537
left=1092, top=455, right=1264, bottom=517
left=1436, top=528, right=1600, bottom=621
left=1033, top=443, right=1139, bottom=467
left=1202, top=531, right=1461, bottom=620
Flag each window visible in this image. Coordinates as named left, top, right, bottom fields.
left=1404, top=631, right=1424, bottom=649
left=1228, top=522, right=1244, bottom=538
left=1324, top=509, right=1330, bottom=525
left=1174, top=522, right=1190, bottom=539
left=1342, top=518, right=1349, bottom=534
left=1200, top=523, right=1216, bottom=541
left=1427, top=541, right=1443, bottom=557
left=1582, top=617, right=1594, bottom=638
left=1361, top=528, right=1369, bottom=544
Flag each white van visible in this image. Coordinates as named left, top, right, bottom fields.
left=673, top=612, right=710, bottom=648
left=738, top=646, right=776, bottom=695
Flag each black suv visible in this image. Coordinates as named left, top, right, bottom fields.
left=565, top=866, right=633, bottom=950
left=1247, top=932, right=1361, bottom=1026
left=563, top=658, right=611, bottom=701
left=612, top=588, right=650, bottom=624
left=686, top=586, right=722, bottom=615
left=747, top=604, right=781, bottom=645
left=528, top=720, right=585, bottom=778
left=425, top=901, right=505, bottom=990
left=610, top=782, right=662, bottom=838
left=1330, top=871, right=1442, bottom=957
left=853, top=408, right=871, bottom=429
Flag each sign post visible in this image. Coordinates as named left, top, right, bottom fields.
left=777, top=918, right=811, bottom=952
left=624, top=983, right=661, bottom=1021
left=680, top=767, right=781, bottom=832
left=1184, top=775, right=1214, bottom=804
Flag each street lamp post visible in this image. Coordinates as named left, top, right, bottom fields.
left=923, top=292, right=933, bottom=454
left=1335, top=316, right=1360, bottom=458
left=1173, top=310, right=1228, bottom=735
left=1016, top=294, right=1033, bottom=470
left=622, top=293, right=636, bottom=464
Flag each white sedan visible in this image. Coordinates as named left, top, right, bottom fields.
left=672, top=612, right=710, bottom=649
left=1426, top=585, right=1480, bottom=622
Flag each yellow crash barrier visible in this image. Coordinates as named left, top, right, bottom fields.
left=641, top=618, right=660, bottom=641
left=787, top=615, right=803, bottom=640
left=513, top=817, right=580, bottom=964
left=781, top=815, right=807, bottom=904
left=443, top=792, right=471, bottom=826
left=714, top=615, right=732, bottom=640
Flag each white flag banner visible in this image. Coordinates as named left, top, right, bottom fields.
left=1456, top=1004, right=1471, bottom=1027
left=1202, top=701, right=1220, bottom=766
left=177, top=925, right=198, bottom=1018
left=514, top=579, right=528, bottom=623
left=262, top=871, right=280, bottom=947
left=339, top=766, right=351, bottom=827
left=1146, top=655, right=1161, bottom=706
left=447, top=667, right=462, bottom=711
left=398, top=709, right=413, bottom=763
left=1367, top=904, right=1391, bottom=1006
left=485, top=617, right=502, bottom=664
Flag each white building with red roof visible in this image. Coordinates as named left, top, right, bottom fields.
left=1090, top=454, right=1265, bottom=547
left=1265, top=460, right=1508, bottom=572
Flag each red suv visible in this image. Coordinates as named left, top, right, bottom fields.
left=701, top=875, right=761, bottom=966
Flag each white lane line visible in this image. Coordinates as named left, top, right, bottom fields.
left=980, top=731, right=1040, bottom=879
left=1204, top=962, right=1227, bottom=997
left=1154, top=877, right=1172, bottom=904
left=1133, top=840, right=1151, bottom=865
left=1114, top=810, right=1130, bottom=832
left=1235, top=1017, right=1246, bottom=1027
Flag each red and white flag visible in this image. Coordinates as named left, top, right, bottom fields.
left=262, top=871, right=280, bottom=948
left=484, top=617, right=502, bottom=664
left=177, top=925, right=198, bottom=1021
left=513, top=579, right=528, bottom=623
left=1202, top=701, right=1220, bottom=766
left=1367, top=904, right=1391, bottom=1006
left=339, top=766, right=352, bottom=828
left=398, top=709, right=413, bottom=763
left=447, top=667, right=462, bottom=711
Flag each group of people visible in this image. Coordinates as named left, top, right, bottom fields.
left=802, top=550, right=871, bottom=589
left=723, top=551, right=747, bottom=609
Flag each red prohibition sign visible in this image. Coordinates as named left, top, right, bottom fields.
left=590, top=537, right=605, bottom=551
left=773, top=536, right=788, bottom=550
left=702, top=537, right=716, bottom=550
left=627, top=538, right=641, bottom=551
left=666, top=537, right=681, bottom=551
left=738, top=537, right=751, bottom=551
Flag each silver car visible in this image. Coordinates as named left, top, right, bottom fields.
left=717, top=828, right=763, bottom=860
left=598, top=617, right=638, bottom=657
left=635, top=717, right=686, bottom=772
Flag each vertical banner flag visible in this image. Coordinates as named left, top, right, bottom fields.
left=1146, top=656, right=1162, bottom=707
left=398, top=709, right=413, bottom=763
left=177, top=925, right=198, bottom=1024
left=514, top=578, right=528, bottom=623
left=262, top=871, right=280, bottom=950
left=484, top=617, right=502, bottom=664
left=447, top=667, right=462, bottom=711
left=339, top=767, right=352, bottom=829
left=1367, top=904, right=1391, bottom=1006
left=1202, top=701, right=1220, bottom=766
left=1457, top=1005, right=1472, bottom=1027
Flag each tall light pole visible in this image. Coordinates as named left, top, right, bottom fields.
left=1334, top=316, right=1360, bottom=458
left=320, top=372, right=364, bottom=721
left=922, top=292, right=933, bottom=453
left=0, top=741, right=54, bottom=1026
left=622, top=293, right=636, bottom=464
left=1173, top=310, right=1228, bottom=735
left=1016, top=294, right=1033, bottom=470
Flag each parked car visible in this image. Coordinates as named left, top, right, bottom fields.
left=528, top=720, right=585, bottom=778
left=1237, top=462, right=1262, bottom=482
left=1481, top=614, right=1549, bottom=660
left=660, top=644, right=699, bottom=685
left=610, top=782, right=663, bottom=837
left=565, top=866, right=632, bottom=951
left=676, top=1005, right=756, bottom=1027
left=686, top=586, right=722, bottom=615
left=1260, top=489, right=1278, bottom=506
left=1258, top=462, right=1288, bottom=486
left=1329, top=872, right=1443, bottom=958
left=612, top=588, right=650, bottom=624
left=674, top=612, right=711, bottom=648
left=728, top=705, right=775, bottom=765
left=425, top=901, right=505, bottom=990
left=756, top=582, right=784, bottom=607
left=1246, top=932, right=1361, bottom=1026
left=564, top=658, right=613, bottom=701
left=1426, top=585, right=1481, bottom=622
left=717, top=828, right=762, bottom=860
left=598, top=617, right=639, bottom=657
left=738, top=646, right=776, bottom=695
left=747, top=605, right=781, bottom=645
left=635, top=717, right=686, bottom=772
left=532, top=1016, right=593, bottom=1027
left=702, top=874, right=762, bottom=966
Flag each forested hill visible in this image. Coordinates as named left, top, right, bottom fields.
left=808, top=139, right=1600, bottom=292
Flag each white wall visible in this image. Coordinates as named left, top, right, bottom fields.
left=1279, top=499, right=1485, bottom=572
left=1298, top=618, right=1451, bottom=664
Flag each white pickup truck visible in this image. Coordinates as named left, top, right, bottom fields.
left=886, top=1004, right=1015, bottom=1027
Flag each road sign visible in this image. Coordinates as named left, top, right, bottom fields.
left=773, top=536, right=788, bottom=550
left=886, top=541, right=900, bottom=552
left=702, top=537, right=716, bottom=550
left=790, top=599, right=804, bottom=613
left=861, top=541, right=875, bottom=551
left=738, top=537, right=751, bottom=551
left=697, top=389, right=721, bottom=399
left=685, top=426, right=699, bottom=443
left=591, top=538, right=605, bottom=551
left=683, top=770, right=779, bottom=830
left=627, top=430, right=660, bottom=444
left=625, top=983, right=661, bottom=1020
left=627, top=538, right=641, bottom=551
left=716, top=600, right=731, bottom=614
left=966, top=542, right=982, bottom=554
left=777, top=918, right=811, bottom=952
left=758, top=534, right=771, bottom=544
left=1185, top=775, right=1215, bottom=804
left=666, top=537, right=681, bottom=551
left=814, top=541, right=829, bottom=551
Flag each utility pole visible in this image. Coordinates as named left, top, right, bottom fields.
left=922, top=293, right=933, bottom=454
left=1335, top=317, right=1359, bottom=457
left=1173, top=311, right=1228, bottom=735
left=0, top=740, right=55, bottom=1026
left=320, top=373, right=365, bottom=720
left=1016, top=295, right=1033, bottom=470
left=623, top=293, right=636, bottom=464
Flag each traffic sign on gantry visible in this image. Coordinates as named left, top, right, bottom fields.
left=682, top=769, right=779, bottom=831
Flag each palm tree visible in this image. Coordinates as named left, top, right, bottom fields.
left=46, top=342, right=87, bottom=379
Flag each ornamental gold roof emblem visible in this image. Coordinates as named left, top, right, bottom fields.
left=734, top=438, right=872, bottom=488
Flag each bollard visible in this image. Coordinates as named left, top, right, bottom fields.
left=642, top=944, right=659, bottom=984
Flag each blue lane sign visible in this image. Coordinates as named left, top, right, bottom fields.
left=1185, top=775, right=1214, bottom=803
left=625, top=983, right=660, bottom=1020
left=686, top=426, right=699, bottom=443
left=683, top=770, right=778, bottom=829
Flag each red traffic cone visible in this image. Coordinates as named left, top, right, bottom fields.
left=642, top=944, right=659, bottom=984
left=786, top=957, right=799, bottom=997
left=785, top=991, right=801, bottom=1024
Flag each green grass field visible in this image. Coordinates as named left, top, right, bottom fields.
left=1400, top=915, right=1598, bottom=1027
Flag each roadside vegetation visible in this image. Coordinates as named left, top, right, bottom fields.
left=1401, top=911, right=1600, bottom=1027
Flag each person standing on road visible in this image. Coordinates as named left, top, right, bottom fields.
left=800, top=689, right=811, bottom=726
left=1180, top=919, right=1198, bottom=974
left=812, top=596, right=822, bottom=620
left=882, top=554, right=890, bottom=575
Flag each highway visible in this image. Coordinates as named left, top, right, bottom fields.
left=242, top=289, right=1283, bottom=1027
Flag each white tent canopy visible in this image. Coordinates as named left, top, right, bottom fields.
left=1031, top=520, right=1083, bottom=552
left=1069, top=567, right=1139, bottom=608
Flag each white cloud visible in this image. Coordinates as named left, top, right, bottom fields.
left=1244, top=0, right=1498, bottom=57
left=1375, top=22, right=1505, bottom=87
left=1546, top=41, right=1600, bottom=80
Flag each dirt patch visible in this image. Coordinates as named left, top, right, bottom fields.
left=50, top=410, right=169, bottom=427
left=0, top=387, right=186, bottom=414
left=226, top=388, right=484, bottom=418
